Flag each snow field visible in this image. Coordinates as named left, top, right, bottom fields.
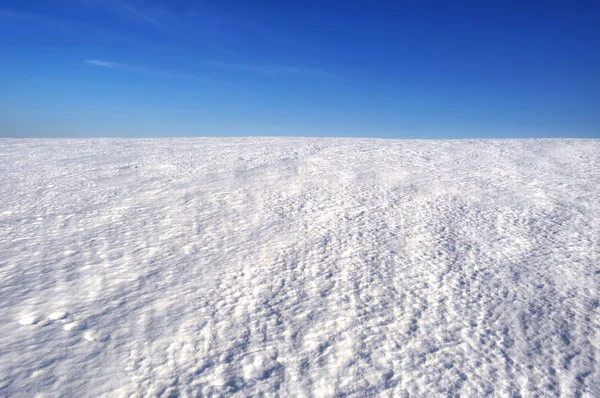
left=0, top=138, right=599, bottom=396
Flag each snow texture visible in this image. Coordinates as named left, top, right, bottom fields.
left=1, top=138, right=599, bottom=397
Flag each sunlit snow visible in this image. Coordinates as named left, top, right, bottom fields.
left=1, top=138, right=599, bottom=396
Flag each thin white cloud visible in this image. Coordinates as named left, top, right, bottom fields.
left=85, top=59, right=133, bottom=70
left=121, top=4, right=169, bottom=28
left=0, top=6, right=155, bottom=44
left=0, top=7, right=60, bottom=23
left=0, top=8, right=29, bottom=19
left=85, top=59, right=199, bottom=80
left=83, top=0, right=171, bottom=30
left=204, top=61, right=334, bottom=78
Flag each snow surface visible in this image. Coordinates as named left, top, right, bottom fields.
left=1, top=138, right=599, bottom=397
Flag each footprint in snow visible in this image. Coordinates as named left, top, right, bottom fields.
left=48, top=311, right=69, bottom=321
left=18, top=313, right=42, bottom=325
left=83, top=330, right=109, bottom=343
left=18, top=310, right=70, bottom=326
left=55, top=316, right=109, bottom=343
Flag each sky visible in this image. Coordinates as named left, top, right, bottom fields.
left=0, top=1, right=599, bottom=138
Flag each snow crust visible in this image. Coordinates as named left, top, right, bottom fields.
left=1, top=138, right=599, bottom=396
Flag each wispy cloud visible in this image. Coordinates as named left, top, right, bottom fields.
left=85, top=59, right=199, bottom=80
left=114, top=2, right=172, bottom=30
left=83, top=0, right=173, bottom=30
left=0, top=8, right=31, bottom=19
left=204, top=61, right=334, bottom=78
left=0, top=5, right=162, bottom=44
left=0, top=7, right=64, bottom=24
left=124, top=6, right=163, bottom=27
left=82, top=1, right=311, bottom=55
left=85, top=59, right=133, bottom=71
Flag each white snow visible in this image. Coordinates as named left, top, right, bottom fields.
left=47, top=311, right=68, bottom=321
left=0, top=138, right=599, bottom=396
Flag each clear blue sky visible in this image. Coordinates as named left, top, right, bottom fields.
left=1, top=1, right=599, bottom=138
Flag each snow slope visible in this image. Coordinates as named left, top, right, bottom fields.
left=1, top=138, right=599, bottom=397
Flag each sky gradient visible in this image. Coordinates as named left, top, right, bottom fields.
left=1, top=1, right=599, bottom=138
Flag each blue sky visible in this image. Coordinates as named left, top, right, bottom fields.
left=1, top=1, right=599, bottom=138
